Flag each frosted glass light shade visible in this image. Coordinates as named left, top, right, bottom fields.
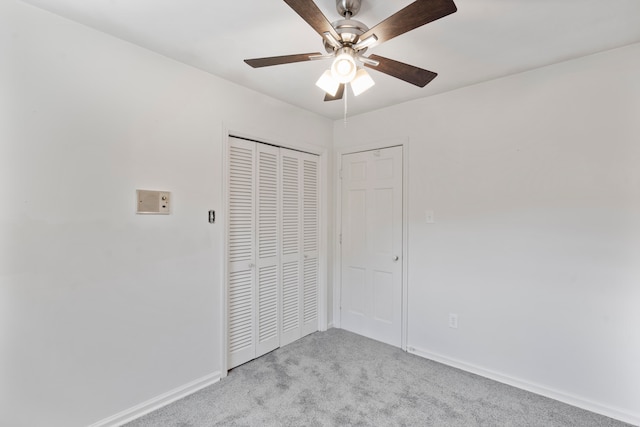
left=316, top=70, right=340, bottom=96
left=331, top=53, right=357, bottom=83
left=351, top=68, right=375, bottom=96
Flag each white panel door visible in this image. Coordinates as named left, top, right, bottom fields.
left=227, top=137, right=256, bottom=368
left=340, top=146, right=403, bottom=347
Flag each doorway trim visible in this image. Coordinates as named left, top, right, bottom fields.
left=334, top=138, right=410, bottom=350
left=221, top=122, right=329, bottom=376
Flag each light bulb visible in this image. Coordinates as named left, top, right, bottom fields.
left=336, top=59, right=352, bottom=75
left=331, top=52, right=357, bottom=83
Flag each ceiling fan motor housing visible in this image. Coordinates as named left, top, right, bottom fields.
left=323, top=19, right=369, bottom=53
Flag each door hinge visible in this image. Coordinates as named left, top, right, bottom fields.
left=339, top=169, right=343, bottom=179
left=339, top=233, right=342, bottom=244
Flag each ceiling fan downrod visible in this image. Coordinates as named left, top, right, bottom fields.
left=336, top=0, right=361, bottom=18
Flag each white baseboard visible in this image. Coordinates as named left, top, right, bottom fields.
left=407, top=346, right=639, bottom=427
left=89, top=371, right=221, bottom=427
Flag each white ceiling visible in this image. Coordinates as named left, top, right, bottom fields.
left=20, top=0, right=640, bottom=119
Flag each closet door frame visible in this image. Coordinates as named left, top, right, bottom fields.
left=221, top=126, right=328, bottom=375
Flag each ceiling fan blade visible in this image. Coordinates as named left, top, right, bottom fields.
left=284, top=0, right=342, bottom=42
left=359, top=0, right=457, bottom=48
left=244, top=52, right=323, bottom=68
left=324, top=84, right=345, bottom=102
left=364, top=54, right=438, bottom=87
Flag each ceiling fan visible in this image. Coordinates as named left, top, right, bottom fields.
left=244, top=0, right=457, bottom=101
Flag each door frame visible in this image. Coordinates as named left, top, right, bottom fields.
left=221, top=123, right=329, bottom=376
left=334, top=138, right=410, bottom=350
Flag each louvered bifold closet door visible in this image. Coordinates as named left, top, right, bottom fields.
left=301, top=153, right=319, bottom=336
left=280, top=148, right=302, bottom=346
left=227, top=137, right=256, bottom=368
left=255, top=143, right=280, bottom=357
left=228, top=139, right=318, bottom=369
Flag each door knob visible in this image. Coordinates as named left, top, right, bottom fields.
left=393, top=255, right=399, bottom=261
left=248, top=263, right=255, bottom=268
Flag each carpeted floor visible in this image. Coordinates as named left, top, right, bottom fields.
left=126, top=328, right=631, bottom=426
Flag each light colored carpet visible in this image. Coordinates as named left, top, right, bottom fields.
left=126, top=328, right=630, bottom=426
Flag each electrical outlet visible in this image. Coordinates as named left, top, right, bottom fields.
left=449, top=313, right=458, bottom=329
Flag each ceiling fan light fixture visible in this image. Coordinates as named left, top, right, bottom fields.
left=316, top=70, right=340, bottom=96
left=331, top=49, right=357, bottom=83
left=350, top=68, right=375, bottom=96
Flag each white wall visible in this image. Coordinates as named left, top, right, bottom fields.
left=0, top=1, right=332, bottom=426
left=3, top=0, right=639, bottom=424
left=334, top=43, right=640, bottom=424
